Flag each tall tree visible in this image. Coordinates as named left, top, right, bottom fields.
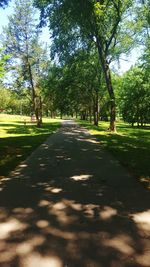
left=35, top=0, right=133, bottom=131
left=1, top=0, right=44, bottom=126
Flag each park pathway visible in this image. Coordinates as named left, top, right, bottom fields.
left=0, top=120, right=150, bottom=267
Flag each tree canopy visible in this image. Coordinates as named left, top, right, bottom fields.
left=34, top=0, right=136, bottom=130
left=0, top=0, right=149, bottom=129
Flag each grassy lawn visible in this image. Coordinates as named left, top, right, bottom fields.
left=78, top=120, right=150, bottom=189
left=0, top=114, right=61, bottom=177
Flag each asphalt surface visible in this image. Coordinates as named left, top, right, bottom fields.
left=0, top=120, right=150, bottom=267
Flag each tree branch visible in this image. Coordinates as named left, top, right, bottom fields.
left=105, top=0, right=121, bottom=52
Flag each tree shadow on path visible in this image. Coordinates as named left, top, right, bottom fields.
left=0, top=121, right=150, bottom=267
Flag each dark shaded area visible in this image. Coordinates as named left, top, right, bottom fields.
left=0, top=121, right=150, bottom=267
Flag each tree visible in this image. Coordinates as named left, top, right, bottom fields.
left=120, top=66, right=150, bottom=126
left=1, top=0, right=45, bottom=126
left=0, top=85, right=31, bottom=114
left=0, top=86, right=11, bottom=112
left=63, top=49, right=102, bottom=125
left=35, top=0, right=133, bottom=131
left=138, top=0, right=150, bottom=73
left=39, top=48, right=104, bottom=124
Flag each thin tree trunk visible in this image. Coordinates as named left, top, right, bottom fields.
left=93, top=105, right=98, bottom=126
left=93, top=90, right=99, bottom=126
left=34, top=96, right=42, bottom=127
left=96, top=37, right=116, bottom=132
left=81, top=111, right=86, bottom=120
left=89, top=106, right=92, bottom=123
left=24, top=28, right=42, bottom=127
left=95, top=89, right=99, bottom=126
left=85, top=110, right=88, bottom=121
left=60, top=110, right=63, bottom=119
left=28, top=62, right=42, bottom=127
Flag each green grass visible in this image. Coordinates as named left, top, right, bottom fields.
left=0, top=114, right=61, bottom=177
left=78, top=120, right=150, bottom=188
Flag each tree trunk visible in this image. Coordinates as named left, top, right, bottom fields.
left=102, top=62, right=116, bottom=131
left=34, top=96, right=42, bottom=127
left=96, top=37, right=116, bottom=132
left=81, top=111, right=86, bottom=120
left=28, top=62, right=42, bottom=127
left=60, top=110, right=63, bottom=119
left=89, top=107, right=92, bottom=123
left=93, top=105, right=98, bottom=126
left=93, top=90, right=99, bottom=126
left=85, top=110, right=88, bottom=121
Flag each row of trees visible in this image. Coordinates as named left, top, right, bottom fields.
left=0, top=86, right=31, bottom=114
left=1, top=61, right=150, bottom=127
left=39, top=55, right=150, bottom=127
left=35, top=0, right=134, bottom=131
left=0, top=0, right=150, bottom=129
left=35, top=0, right=150, bottom=129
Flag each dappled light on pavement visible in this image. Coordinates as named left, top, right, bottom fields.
left=103, top=233, right=135, bottom=255
left=0, top=120, right=150, bottom=267
left=70, top=174, right=93, bottom=181
left=99, top=206, right=117, bottom=220
left=131, top=210, right=150, bottom=234
left=0, top=218, right=28, bottom=240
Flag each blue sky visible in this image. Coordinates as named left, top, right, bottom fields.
left=0, top=5, right=12, bottom=31
left=0, top=2, right=139, bottom=74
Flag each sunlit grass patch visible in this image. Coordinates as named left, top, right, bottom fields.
left=0, top=114, right=62, bottom=177
left=0, top=114, right=61, bottom=138
left=78, top=120, right=150, bottom=188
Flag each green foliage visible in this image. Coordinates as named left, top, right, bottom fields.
left=1, top=0, right=49, bottom=126
left=39, top=48, right=104, bottom=120
left=1, top=0, right=47, bottom=91
left=34, top=0, right=135, bottom=130
left=134, top=0, right=150, bottom=72
left=0, top=87, right=31, bottom=114
left=0, top=86, right=11, bottom=110
left=0, top=49, right=10, bottom=78
left=120, top=66, right=150, bottom=126
left=35, top=0, right=133, bottom=62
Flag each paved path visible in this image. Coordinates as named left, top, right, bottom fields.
left=0, top=121, right=150, bottom=267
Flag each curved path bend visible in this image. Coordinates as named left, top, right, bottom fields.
left=0, top=120, right=150, bottom=267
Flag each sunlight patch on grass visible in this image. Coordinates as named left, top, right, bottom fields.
left=0, top=115, right=61, bottom=138
left=0, top=114, right=62, bottom=177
